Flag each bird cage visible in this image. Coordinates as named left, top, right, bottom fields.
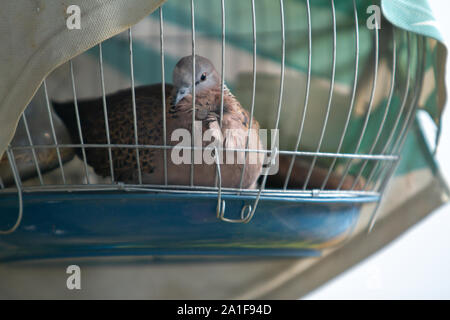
left=0, top=0, right=428, bottom=261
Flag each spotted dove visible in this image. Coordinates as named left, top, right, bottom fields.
left=53, top=55, right=263, bottom=189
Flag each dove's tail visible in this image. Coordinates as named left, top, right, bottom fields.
left=52, top=100, right=85, bottom=159
left=52, top=100, right=81, bottom=143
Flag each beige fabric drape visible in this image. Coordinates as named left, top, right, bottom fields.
left=0, top=0, right=166, bottom=158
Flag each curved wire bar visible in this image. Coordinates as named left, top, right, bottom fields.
left=241, top=0, right=286, bottom=222
left=283, top=0, right=312, bottom=190
left=366, top=35, right=425, bottom=232
left=43, top=79, right=66, bottom=184
left=22, top=113, right=44, bottom=185
left=70, top=60, right=90, bottom=183
left=98, top=43, right=115, bottom=183
left=336, top=15, right=380, bottom=190
left=238, top=0, right=258, bottom=191
left=128, top=28, right=143, bottom=185
left=0, top=148, right=23, bottom=235
left=320, top=0, right=359, bottom=191
left=363, top=31, right=412, bottom=191
left=214, top=0, right=226, bottom=189
left=351, top=31, right=397, bottom=190
left=160, top=7, right=168, bottom=186
left=190, top=0, right=196, bottom=187
left=302, top=0, right=337, bottom=190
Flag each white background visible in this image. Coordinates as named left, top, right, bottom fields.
left=305, top=0, right=450, bottom=299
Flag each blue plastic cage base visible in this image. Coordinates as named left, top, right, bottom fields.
left=0, top=191, right=378, bottom=261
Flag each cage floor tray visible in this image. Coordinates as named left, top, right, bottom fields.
left=0, top=191, right=378, bottom=261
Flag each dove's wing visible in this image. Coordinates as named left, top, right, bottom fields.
left=53, top=84, right=174, bottom=181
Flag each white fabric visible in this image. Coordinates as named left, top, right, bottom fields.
left=0, top=0, right=165, bottom=158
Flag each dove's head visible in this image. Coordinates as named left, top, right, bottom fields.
left=172, top=55, right=221, bottom=104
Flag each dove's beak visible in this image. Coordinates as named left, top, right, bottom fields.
left=175, top=87, right=191, bottom=104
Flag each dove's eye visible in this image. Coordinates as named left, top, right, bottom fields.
left=200, top=73, right=207, bottom=81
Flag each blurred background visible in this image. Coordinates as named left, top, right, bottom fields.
left=305, top=0, right=450, bottom=299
